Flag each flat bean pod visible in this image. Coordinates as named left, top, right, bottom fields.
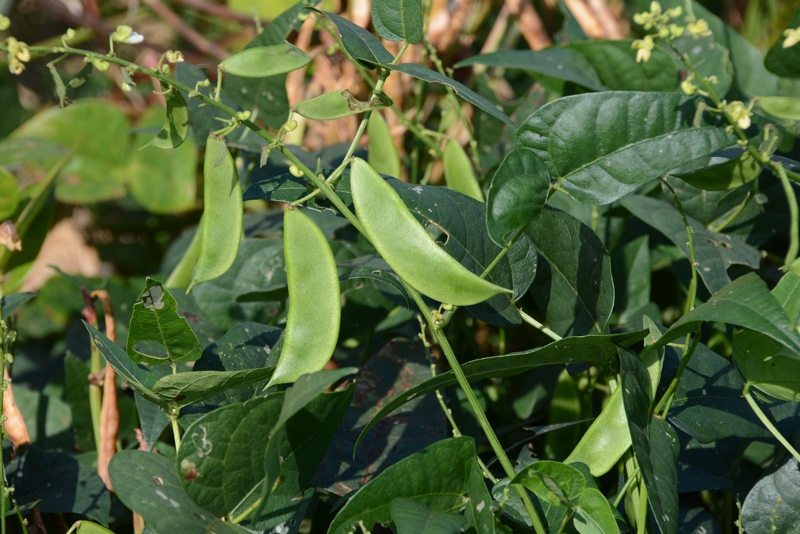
left=443, top=139, right=483, bottom=202
left=188, top=135, right=243, bottom=292
left=350, top=158, right=511, bottom=306
left=267, top=209, right=341, bottom=387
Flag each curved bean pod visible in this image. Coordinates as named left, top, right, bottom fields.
left=350, top=158, right=511, bottom=306
left=268, top=209, right=341, bottom=387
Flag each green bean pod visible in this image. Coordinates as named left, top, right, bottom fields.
left=350, top=158, right=511, bottom=306
left=267, top=209, right=341, bottom=387
left=187, top=135, right=243, bottom=292
left=443, top=139, right=483, bottom=202
left=563, top=386, right=631, bottom=477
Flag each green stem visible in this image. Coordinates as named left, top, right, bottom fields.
left=518, top=308, right=562, bottom=342
left=775, top=163, right=799, bottom=270
left=480, top=227, right=525, bottom=279
left=170, top=405, right=182, bottom=450
left=743, top=387, right=800, bottom=464
left=613, top=466, right=641, bottom=508
left=662, top=179, right=698, bottom=315
left=654, top=333, right=699, bottom=416
left=708, top=191, right=751, bottom=233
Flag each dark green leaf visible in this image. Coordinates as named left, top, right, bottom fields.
left=655, top=273, right=800, bottom=354
left=126, top=278, right=201, bottom=365
left=109, top=450, right=249, bottom=534
left=525, top=207, right=614, bottom=336
left=386, top=63, right=515, bottom=127
left=141, top=90, right=190, bottom=150
left=356, top=331, right=647, bottom=451
left=574, top=488, right=620, bottom=534
left=153, top=367, right=275, bottom=407
left=135, top=393, right=170, bottom=451
left=742, top=456, right=800, bottom=533
left=772, top=271, right=800, bottom=329
left=611, top=235, right=651, bottom=325
left=486, top=148, right=550, bottom=246
left=314, top=10, right=395, bottom=67
left=511, top=461, right=586, bottom=507
left=340, top=268, right=411, bottom=308
left=620, top=350, right=679, bottom=534
left=464, top=459, right=495, bottom=534
left=64, top=353, right=95, bottom=452
left=0, top=291, right=36, bottom=319
left=390, top=498, right=467, bottom=534
left=328, top=437, right=475, bottom=534
left=673, top=150, right=760, bottom=192
left=733, top=331, right=800, bottom=401
left=371, top=0, right=423, bottom=44
left=764, top=5, right=800, bottom=78
left=516, top=92, right=737, bottom=205
left=622, top=195, right=760, bottom=293
left=276, top=368, right=357, bottom=429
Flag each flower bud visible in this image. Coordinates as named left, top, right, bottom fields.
left=111, top=25, right=144, bottom=44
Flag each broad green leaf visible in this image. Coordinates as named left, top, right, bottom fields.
left=314, top=10, right=395, bottom=67
left=340, top=267, right=411, bottom=308
left=74, top=522, right=115, bottom=534
left=673, top=150, right=760, bottom=191
left=140, top=89, right=190, bottom=150
left=654, top=273, right=800, bottom=354
left=390, top=498, right=467, bottom=534
left=126, top=278, right=201, bottom=365
left=516, top=92, right=737, bottom=205
left=275, top=367, right=357, bottom=429
left=134, top=393, right=169, bottom=451
left=764, top=5, right=800, bottom=78
left=84, top=321, right=161, bottom=405
left=620, top=350, right=679, bottom=534
left=356, top=331, right=647, bottom=451
left=0, top=291, right=36, bottom=319
left=189, top=136, right=244, bottom=291
left=130, top=107, right=197, bottom=214
left=221, top=44, right=310, bottom=77
left=574, top=488, right=620, bottom=534
left=622, top=195, right=760, bottom=293
left=293, top=89, right=392, bottom=120
left=372, top=0, right=423, bottom=44
left=0, top=167, right=18, bottom=219
left=545, top=370, right=583, bottom=456
left=610, top=235, right=650, bottom=325
left=525, top=207, right=614, bottom=336
left=486, top=147, right=549, bottom=246
left=328, top=437, right=475, bottom=534
left=772, top=271, right=800, bottom=328
left=733, top=331, right=800, bottom=402
left=443, top=139, right=483, bottom=202
left=511, top=461, right=586, bottom=507
left=10, top=446, right=110, bottom=525
left=464, top=459, right=495, bottom=534
left=742, top=456, right=800, bottom=533
left=64, top=353, right=95, bottom=452
left=152, top=367, right=276, bottom=407
left=758, top=96, right=800, bottom=121
left=456, top=40, right=678, bottom=92
left=386, top=63, right=515, bottom=127
left=109, top=450, right=249, bottom=534
left=367, top=112, right=401, bottom=178
left=11, top=100, right=130, bottom=203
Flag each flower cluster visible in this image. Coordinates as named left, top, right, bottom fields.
left=631, top=1, right=711, bottom=63
left=110, top=25, right=144, bottom=45
left=6, top=36, right=30, bottom=74
left=723, top=100, right=753, bottom=130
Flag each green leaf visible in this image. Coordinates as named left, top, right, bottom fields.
left=64, top=353, right=95, bottom=452
left=486, top=147, right=550, bottom=246
left=673, top=150, right=760, bottom=191
left=443, top=139, right=483, bottom=202
left=11, top=100, right=131, bottom=203
left=340, top=267, right=411, bottom=308
left=140, top=89, right=190, bottom=150
left=134, top=392, right=170, bottom=450
left=464, top=459, right=495, bottom=534
left=0, top=166, right=18, bottom=220
left=314, top=10, right=395, bottom=67
left=611, top=235, right=651, bottom=325
left=74, top=521, right=116, bottom=534
left=573, top=488, right=620, bottom=534
left=356, top=331, right=646, bottom=451
left=130, top=107, right=197, bottom=214
left=328, top=437, right=475, bottom=534
left=742, top=456, right=800, bottom=534
left=275, top=368, right=357, bottom=429
left=622, top=195, right=760, bottom=293
left=655, top=273, right=800, bottom=354
left=526, top=207, right=614, bottom=336
left=0, top=291, right=36, bottom=319
left=456, top=40, right=678, bottom=92
left=764, top=5, right=800, bottom=78
left=367, top=112, right=401, bottom=178
left=758, top=96, right=800, bottom=121
left=772, top=271, right=800, bottom=329
left=386, top=63, right=515, bottom=127
left=371, top=0, right=423, bottom=44
left=511, top=461, right=586, bottom=507
left=516, top=92, right=737, bottom=205
left=109, top=450, right=249, bottom=534
left=620, top=350, right=679, bottom=534
left=84, top=321, right=162, bottom=406
left=221, top=44, right=311, bottom=77
left=390, top=498, right=467, bottom=534
left=126, top=278, right=202, bottom=365
left=733, top=331, right=800, bottom=402
left=153, top=367, right=276, bottom=407
left=293, top=89, right=392, bottom=120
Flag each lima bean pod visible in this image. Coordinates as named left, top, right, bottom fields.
left=187, top=135, right=243, bottom=292
left=443, top=139, right=484, bottom=202
left=267, top=209, right=341, bottom=387
left=367, top=112, right=401, bottom=179
left=350, top=158, right=511, bottom=306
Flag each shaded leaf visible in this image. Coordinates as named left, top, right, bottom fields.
left=153, top=367, right=276, bottom=407
left=742, top=456, right=800, bottom=533
left=511, top=461, right=586, bottom=507
left=574, top=488, right=620, bottom=534
left=673, top=151, right=760, bottom=191
left=733, top=331, right=800, bottom=402
left=390, top=498, right=467, bottom=534
left=0, top=291, right=36, bottom=319
left=772, top=271, right=800, bottom=329
left=141, top=89, right=190, bottom=150
left=764, top=5, right=800, bottom=78
left=371, top=0, right=423, bottom=44
left=464, top=459, right=495, bottom=534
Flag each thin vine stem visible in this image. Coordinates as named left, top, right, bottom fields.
left=518, top=308, right=562, bottom=342
left=661, top=179, right=698, bottom=315
left=743, top=387, right=800, bottom=464
left=775, top=162, right=799, bottom=268
left=654, top=332, right=700, bottom=416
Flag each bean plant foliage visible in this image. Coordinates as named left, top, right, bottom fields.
left=1, top=0, right=800, bottom=533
